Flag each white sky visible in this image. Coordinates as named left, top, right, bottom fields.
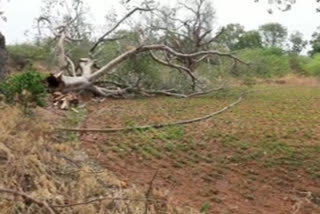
left=0, top=0, right=319, bottom=45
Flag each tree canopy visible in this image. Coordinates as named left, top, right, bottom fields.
left=259, top=23, right=288, bottom=48
left=288, top=31, right=307, bottom=54
left=310, top=30, right=320, bottom=55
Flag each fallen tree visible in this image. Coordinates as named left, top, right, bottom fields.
left=39, top=0, right=247, bottom=102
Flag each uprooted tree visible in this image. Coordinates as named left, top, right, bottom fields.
left=39, top=0, right=247, bottom=102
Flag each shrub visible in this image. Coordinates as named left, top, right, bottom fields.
left=304, top=53, right=320, bottom=76
left=7, top=40, right=55, bottom=70
left=0, top=68, right=48, bottom=107
left=236, top=48, right=290, bottom=77
left=289, top=55, right=308, bottom=75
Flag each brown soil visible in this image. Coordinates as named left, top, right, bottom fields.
left=78, top=84, right=320, bottom=214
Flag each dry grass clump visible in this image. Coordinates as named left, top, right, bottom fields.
left=0, top=103, right=199, bottom=214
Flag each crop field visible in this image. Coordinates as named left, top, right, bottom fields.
left=78, top=79, right=320, bottom=214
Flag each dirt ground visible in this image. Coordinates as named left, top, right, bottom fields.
left=78, top=80, right=320, bottom=213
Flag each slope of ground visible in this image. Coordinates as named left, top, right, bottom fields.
left=79, top=79, right=320, bottom=214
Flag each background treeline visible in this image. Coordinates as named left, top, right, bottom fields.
left=6, top=22, right=320, bottom=81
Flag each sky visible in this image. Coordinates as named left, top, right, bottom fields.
left=0, top=0, right=319, bottom=46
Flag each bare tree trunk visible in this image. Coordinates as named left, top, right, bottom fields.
left=0, top=32, right=8, bottom=82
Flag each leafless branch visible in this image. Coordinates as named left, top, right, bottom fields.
left=141, top=86, right=223, bottom=98
left=200, top=27, right=226, bottom=47
left=150, top=51, right=198, bottom=90
left=178, top=2, right=198, bottom=15
left=144, top=169, right=159, bottom=214
left=37, top=16, right=57, bottom=36
left=56, top=31, right=68, bottom=70
left=66, top=56, right=76, bottom=76
left=52, top=196, right=165, bottom=209
left=89, top=7, right=152, bottom=55
left=57, top=92, right=244, bottom=133
left=90, top=85, right=130, bottom=97
left=89, top=44, right=248, bottom=81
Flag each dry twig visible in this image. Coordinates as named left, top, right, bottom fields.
left=144, top=170, right=159, bottom=214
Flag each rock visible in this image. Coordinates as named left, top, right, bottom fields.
left=0, top=32, right=8, bottom=82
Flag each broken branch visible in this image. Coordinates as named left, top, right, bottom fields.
left=53, top=196, right=165, bottom=209
left=57, top=92, right=244, bottom=133
left=89, top=7, right=152, bottom=55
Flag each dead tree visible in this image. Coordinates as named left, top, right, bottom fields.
left=42, top=1, right=247, bottom=99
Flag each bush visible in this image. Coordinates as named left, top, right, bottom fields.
left=236, top=48, right=290, bottom=77
left=289, top=55, right=308, bottom=75
left=7, top=40, right=55, bottom=70
left=0, top=68, right=48, bottom=107
left=8, top=44, right=49, bottom=60
left=304, top=53, right=320, bottom=76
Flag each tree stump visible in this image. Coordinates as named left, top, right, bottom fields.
left=0, top=32, right=8, bottom=82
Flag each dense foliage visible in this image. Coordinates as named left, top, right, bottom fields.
left=304, top=54, right=320, bottom=76
left=0, top=68, right=48, bottom=106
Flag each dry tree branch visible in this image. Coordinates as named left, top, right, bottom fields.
left=150, top=51, right=198, bottom=89
left=194, top=54, right=209, bottom=63
left=151, top=25, right=192, bottom=41
left=150, top=51, right=190, bottom=73
left=198, top=29, right=212, bottom=42
left=66, top=56, right=77, bottom=76
left=56, top=31, right=68, bottom=70
left=89, top=7, right=152, bottom=55
left=0, top=188, right=57, bottom=214
left=57, top=92, right=244, bottom=133
left=52, top=196, right=165, bottom=209
left=89, top=44, right=248, bottom=81
left=90, top=85, right=130, bottom=97
left=140, top=86, right=223, bottom=98
left=178, top=2, right=198, bottom=15
left=144, top=169, right=159, bottom=214
left=200, top=27, right=226, bottom=47
left=37, top=16, right=57, bottom=36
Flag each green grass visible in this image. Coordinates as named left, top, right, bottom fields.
left=65, top=107, right=88, bottom=127
left=63, top=107, right=88, bottom=141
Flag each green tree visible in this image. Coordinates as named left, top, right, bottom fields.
left=305, top=53, right=320, bottom=75
left=309, top=30, right=320, bottom=56
left=234, top=30, right=263, bottom=50
left=259, top=23, right=288, bottom=48
left=288, top=31, right=307, bottom=55
left=217, top=23, right=245, bottom=50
